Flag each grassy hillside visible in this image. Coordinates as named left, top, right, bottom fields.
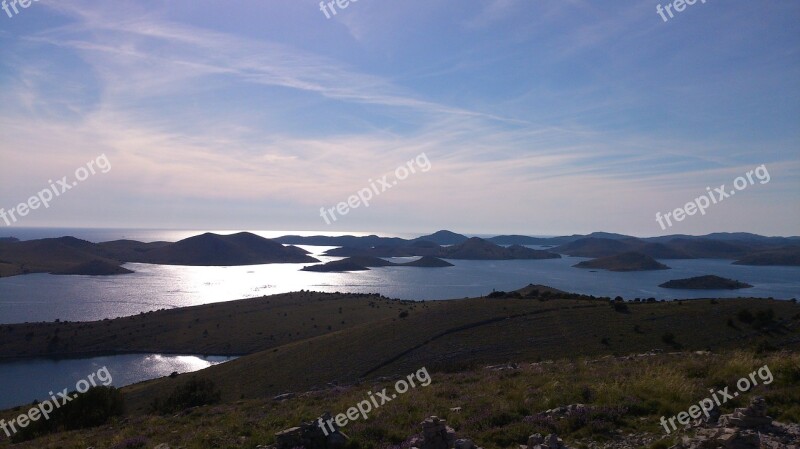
left=0, top=292, right=415, bottom=358
left=118, top=291, right=800, bottom=414
left=1, top=350, right=797, bottom=449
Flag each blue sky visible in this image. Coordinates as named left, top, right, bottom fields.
left=0, top=0, right=798, bottom=236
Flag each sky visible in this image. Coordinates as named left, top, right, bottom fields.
left=0, top=0, right=798, bottom=237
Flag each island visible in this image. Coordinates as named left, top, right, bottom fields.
left=0, top=232, right=319, bottom=277
left=401, top=256, right=455, bottom=267
left=301, top=259, right=372, bottom=272
left=733, top=247, right=800, bottom=266
left=53, top=260, right=135, bottom=276
left=573, top=252, right=671, bottom=272
left=301, top=256, right=454, bottom=272
left=659, top=275, right=753, bottom=290
left=324, top=237, right=561, bottom=260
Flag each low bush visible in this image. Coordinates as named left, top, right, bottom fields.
left=150, top=376, right=222, bottom=414
left=11, top=386, right=124, bottom=443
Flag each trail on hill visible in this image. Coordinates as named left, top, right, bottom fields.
left=360, top=303, right=603, bottom=377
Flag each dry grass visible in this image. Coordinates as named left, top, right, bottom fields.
left=1, top=351, right=797, bottom=449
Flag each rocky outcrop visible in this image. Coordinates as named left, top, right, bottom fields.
left=520, top=433, right=571, bottom=449
left=669, top=397, right=800, bottom=449
left=406, top=416, right=483, bottom=449
left=270, top=413, right=349, bottom=449
left=720, top=396, right=772, bottom=428
left=419, top=416, right=457, bottom=449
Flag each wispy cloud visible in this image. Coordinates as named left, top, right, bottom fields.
left=0, top=0, right=797, bottom=235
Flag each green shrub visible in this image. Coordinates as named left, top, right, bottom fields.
left=150, top=376, right=222, bottom=413
left=11, top=387, right=124, bottom=443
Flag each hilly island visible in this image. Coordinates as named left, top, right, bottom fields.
left=1, top=230, right=798, bottom=278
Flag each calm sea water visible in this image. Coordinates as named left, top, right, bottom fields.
left=1, top=245, right=798, bottom=324
left=0, top=354, right=235, bottom=409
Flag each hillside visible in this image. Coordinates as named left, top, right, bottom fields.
left=113, top=291, right=799, bottom=413
left=0, top=237, right=123, bottom=277
left=301, top=256, right=454, bottom=271
left=274, top=234, right=408, bottom=248
left=412, top=230, right=469, bottom=245
left=439, top=238, right=560, bottom=260
left=402, top=256, right=454, bottom=267
left=301, top=259, right=374, bottom=272
left=324, top=238, right=560, bottom=260
left=1, top=286, right=798, bottom=448
left=0, top=292, right=409, bottom=358
left=3, top=350, right=798, bottom=449
left=138, top=232, right=317, bottom=265
left=52, top=259, right=134, bottom=276
left=0, top=233, right=317, bottom=277
left=733, top=246, right=800, bottom=266
left=553, top=238, right=635, bottom=258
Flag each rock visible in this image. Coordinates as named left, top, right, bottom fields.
left=420, top=416, right=453, bottom=449
left=153, top=445, right=171, bottom=449
left=408, top=435, right=425, bottom=448
left=521, top=433, right=568, bottom=449
left=273, top=393, right=296, bottom=401
left=274, top=413, right=349, bottom=449
left=455, top=439, right=475, bottom=449
left=545, top=434, right=565, bottom=449
left=327, top=432, right=349, bottom=449
left=275, top=427, right=303, bottom=449
left=527, top=434, right=544, bottom=447
left=706, top=403, right=721, bottom=425
left=722, top=397, right=772, bottom=429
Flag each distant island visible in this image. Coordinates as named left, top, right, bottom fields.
left=1, top=229, right=798, bottom=278
left=573, top=252, right=671, bottom=272
left=659, top=275, right=753, bottom=290
left=52, top=259, right=135, bottom=276
left=277, top=230, right=800, bottom=265
left=324, top=237, right=561, bottom=260
left=0, top=232, right=318, bottom=277
left=733, top=247, right=800, bottom=267
left=302, top=256, right=454, bottom=272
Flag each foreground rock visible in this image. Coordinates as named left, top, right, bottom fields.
left=521, top=433, right=572, bottom=449
left=670, top=397, right=800, bottom=449
left=269, top=413, right=349, bottom=449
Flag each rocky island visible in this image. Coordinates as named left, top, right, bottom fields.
left=659, top=275, right=753, bottom=290
left=573, top=252, right=671, bottom=272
